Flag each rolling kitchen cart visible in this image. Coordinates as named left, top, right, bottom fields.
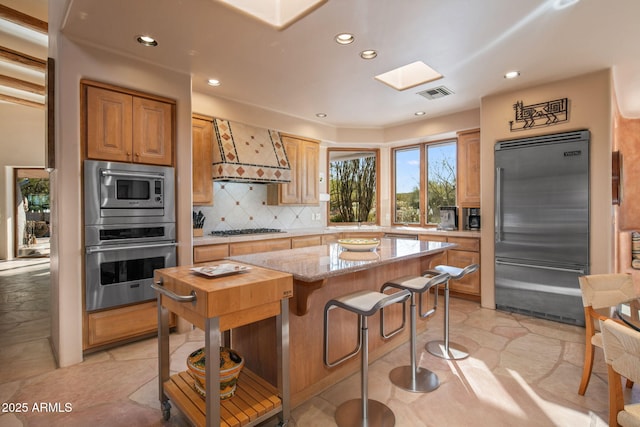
left=153, top=262, right=293, bottom=427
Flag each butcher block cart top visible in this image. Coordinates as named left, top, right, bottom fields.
left=153, top=261, right=293, bottom=427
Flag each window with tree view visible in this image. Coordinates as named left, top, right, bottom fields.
left=393, top=141, right=456, bottom=226
left=329, top=150, right=378, bottom=224
left=394, top=147, right=420, bottom=224
left=426, top=141, right=456, bottom=224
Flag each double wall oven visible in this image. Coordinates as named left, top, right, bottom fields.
left=84, top=160, right=176, bottom=312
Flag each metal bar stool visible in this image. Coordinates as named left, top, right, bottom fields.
left=324, top=289, right=411, bottom=427
left=380, top=272, right=449, bottom=393
left=424, top=263, right=479, bottom=360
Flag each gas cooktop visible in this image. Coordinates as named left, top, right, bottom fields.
left=210, top=228, right=284, bottom=237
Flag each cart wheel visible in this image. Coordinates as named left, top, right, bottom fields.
left=161, top=400, right=171, bottom=421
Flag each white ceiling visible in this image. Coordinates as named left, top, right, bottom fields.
left=51, top=0, right=640, bottom=128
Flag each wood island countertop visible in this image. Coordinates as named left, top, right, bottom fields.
left=227, top=238, right=456, bottom=282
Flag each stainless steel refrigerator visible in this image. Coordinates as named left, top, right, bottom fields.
left=494, top=130, right=589, bottom=326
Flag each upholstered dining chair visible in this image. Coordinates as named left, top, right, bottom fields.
left=578, top=273, right=636, bottom=395
left=600, top=319, right=640, bottom=427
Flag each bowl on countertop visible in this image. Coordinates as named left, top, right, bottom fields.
left=337, top=238, right=380, bottom=252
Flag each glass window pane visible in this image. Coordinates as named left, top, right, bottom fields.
left=426, top=142, right=456, bottom=224
left=394, top=147, right=420, bottom=224
left=329, top=151, right=377, bottom=223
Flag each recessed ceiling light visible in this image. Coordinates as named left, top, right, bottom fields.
left=360, top=50, right=377, bottom=60
left=316, top=113, right=327, bottom=118
left=504, top=71, right=520, bottom=79
left=207, top=79, right=221, bottom=86
left=335, top=33, right=354, bottom=45
left=136, top=35, right=158, bottom=47
left=414, top=111, right=426, bottom=116
left=375, top=61, right=442, bottom=91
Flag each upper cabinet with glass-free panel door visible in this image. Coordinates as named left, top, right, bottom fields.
left=192, top=115, right=214, bottom=205
left=84, top=81, right=174, bottom=166
left=456, top=129, right=480, bottom=207
left=267, top=134, right=319, bottom=206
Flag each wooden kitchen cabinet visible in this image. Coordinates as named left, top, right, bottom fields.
left=192, top=115, right=214, bottom=205
left=420, top=234, right=481, bottom=299
left=193, top=243, right=229, bottom=263
left=84, top=82, right=174, bottom=166
left=83, top=301, right=175, bottom=351
left=291, top=235, right=322, bottom=248
left=229, top=238, right=291, bottom=256
left=457, top=129, right=480, bottom=207
left=267, top=134, right=319, bottom=206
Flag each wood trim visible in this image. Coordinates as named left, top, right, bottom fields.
left=192, top=112, right=214, bottom=121
left=0, top=45, right=46, bottom=71
left=0, top=74, right=45, bottom=95
left=45, top=58, right=55, bottom=170
left=80, top=79, right=176, bottom=105
left=278, top=132, right=320, bottom=143
left=0, top=93, right=43, bottom=108
left=0, top=5, right=48, bottom=34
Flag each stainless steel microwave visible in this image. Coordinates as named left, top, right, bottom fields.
left=84, top=160, right=175, bottom=225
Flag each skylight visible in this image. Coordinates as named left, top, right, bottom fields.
left=218, top=0, right=327, bottom=29
left=374, top=61, right=443, bottom=91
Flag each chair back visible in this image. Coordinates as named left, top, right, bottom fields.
left=600, top=319, right=640, bottom=385
left=578, top=274, right=635, bottom=310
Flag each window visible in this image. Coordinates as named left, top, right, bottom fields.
left=426, top=141, right=456, bottom=224
left=393, top=147, right=421, bottom=224
left=393, top=140, right=456, bottom=226
left=328, top=149, right=379, bottom=224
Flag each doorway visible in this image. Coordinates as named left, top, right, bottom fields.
left=15, top=168, right=50, bottom=258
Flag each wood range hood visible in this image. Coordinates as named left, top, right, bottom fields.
left=211, top=117, right=292, bottom=183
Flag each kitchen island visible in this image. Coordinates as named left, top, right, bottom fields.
left=228, top=238, right=455, bottom=406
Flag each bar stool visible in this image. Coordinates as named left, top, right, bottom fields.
left=380, top=272, right=449, bottom=393
left=424, top=263, right=479, bottom=360
left=324, top=289, right=411, bottom=427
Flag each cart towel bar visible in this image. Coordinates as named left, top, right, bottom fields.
left=151, top=282, right=197, bottom=303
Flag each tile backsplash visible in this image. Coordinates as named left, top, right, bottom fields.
left=193, top=182, right=324, bottom=234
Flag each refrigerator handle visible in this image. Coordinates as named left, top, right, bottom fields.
left=495, top=167, right=503, bottom=242
left=495, top=259, right=586, bottom=275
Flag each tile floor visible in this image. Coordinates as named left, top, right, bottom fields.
left=0, top=258, right=636, bottom=426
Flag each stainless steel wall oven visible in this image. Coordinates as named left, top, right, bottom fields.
left=84, top=160, right=176, bottom=311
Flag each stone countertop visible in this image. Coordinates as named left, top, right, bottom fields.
left=193, top=226, right=480, bottom=246
left=227, top=238, right=456, bottom=282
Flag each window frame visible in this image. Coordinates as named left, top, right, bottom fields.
left=327, top=147, right=380, bottom=226
left=391, top=138, right=457, bottom=227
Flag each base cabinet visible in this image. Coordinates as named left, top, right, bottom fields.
left=84, top=301, right=175, bottom=351
left=420, top=235, right=481, bottom=298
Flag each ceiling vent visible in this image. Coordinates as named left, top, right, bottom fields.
left=417, top=86, right=454, bottom=100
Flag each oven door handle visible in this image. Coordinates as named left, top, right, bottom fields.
left=85, top=242, right=176, bottom=254
left=101, top=170, right=165, bottom=180
left=151, top=281, right=197, bottom=303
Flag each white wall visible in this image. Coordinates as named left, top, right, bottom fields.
left=0, top=103, right=45, bottom=260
